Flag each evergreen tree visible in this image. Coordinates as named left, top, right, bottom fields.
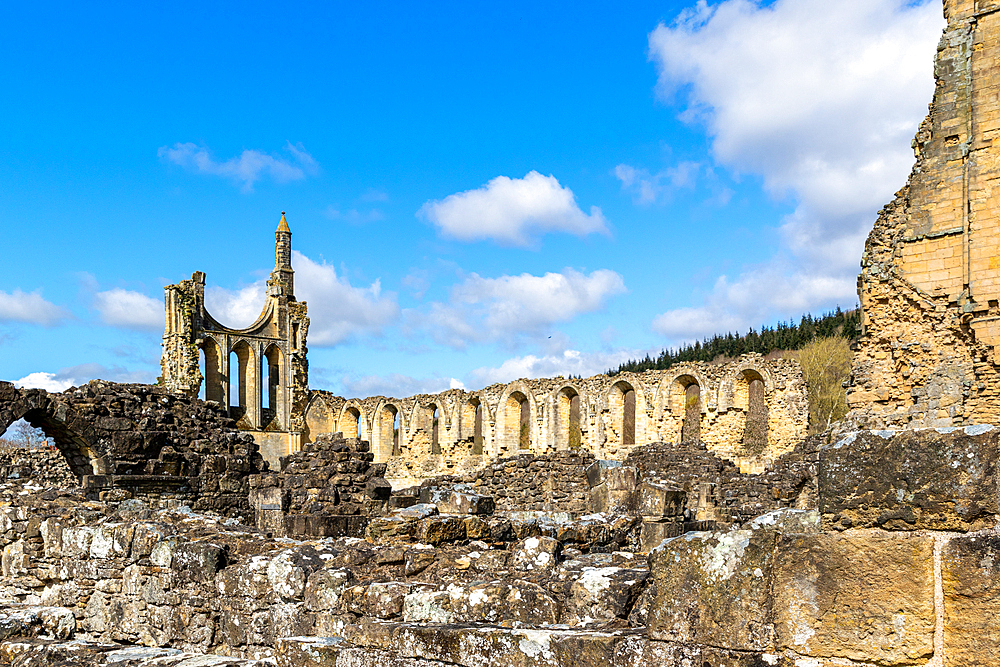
left=609, top=307, right=860, bottom=375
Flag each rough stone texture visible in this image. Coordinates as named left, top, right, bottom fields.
left=0, top=380, right=265, bottom=521
left=820, top=427, right=999, bottom=531
left=773, top=532, right=935, bottom=664
left=249, top=433, right=390, bottom=537
left=626, top=438, right=820, bottom=526
left=0, top=447, right=75, bottom=489
left=0, top=639, right=272, bottom=666
left=413, top=451, right=595, bottom=515
left=647, top=528, right=778, bottom=651
left=849, top=0, right=1000, bottom=429
left=942, top=533, right=1000, bottom=666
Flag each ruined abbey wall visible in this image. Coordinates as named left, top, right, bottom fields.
left=159, top=214, right=310, bottom=465
left=850, top=0, right=1000, bottom=427
left=302, top=355, right=808, bottom=487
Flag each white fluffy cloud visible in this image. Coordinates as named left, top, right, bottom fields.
left=158, top=141, right=318, bottom=192
left=466, top=348, right=646, bottom=388
left=646, top=0, right=943, bottom=337
left=93, top=288, right=163, bottom=330
left=204, top=251, right=399, bottom=346
left=15, top=363, right=153, bottom=392
left=652, top=266, right=852, bottom=341
left=341, top=373, right=465, bottom=398
left=0, top=289, right=70, bottom=326
left=614, top=162, right=702, bottom=204
left=204, top=284, right=270, bottom=329
left=419, top=268, right=627, bottom=348
left=420, top=171, right=609, bottom=247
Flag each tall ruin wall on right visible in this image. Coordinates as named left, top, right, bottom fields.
left=851, top=0, right=1000, bottom=427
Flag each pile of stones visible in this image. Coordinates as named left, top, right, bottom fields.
left=249, top=433, right=393, bottom=538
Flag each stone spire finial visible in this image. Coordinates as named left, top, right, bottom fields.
left=277, top=211, right=291, bottom=234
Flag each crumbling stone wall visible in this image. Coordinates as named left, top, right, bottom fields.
left=306, top=355, right=807, bottom=487
left=249, top=433, right=391, bottom=538
left=851, top=0, right=1000, bottom=427
left=159, top=213, right=311, bottom=464
left=0, top=380, right=265, bottom=521
left=0, top=447, right=75, bottom=489
left=407, top=450, right=597, bottom=515
left=3, top=423, right=1000, bottom=665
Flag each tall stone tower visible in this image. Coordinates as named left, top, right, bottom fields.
left=850, top=0, right=1000, bottom=427
left=159, top=212, right=310, bottom=460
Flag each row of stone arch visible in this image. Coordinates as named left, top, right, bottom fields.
left=197, top=336, right=287, bottom=430
left=303, top=360, right=790, bottom=464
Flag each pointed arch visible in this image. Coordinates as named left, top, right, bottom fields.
left=554, top=383, right=583, bottom=450
left=261, top=344, right=284, bottom=429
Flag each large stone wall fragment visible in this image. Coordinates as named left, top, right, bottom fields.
left=942, top=533, right=1000, bottom=665
left=820, top=428, right=999, bottom=531
left=773, top=532, right=934, bottom=664
left=647, top=529, right=777, bottom=651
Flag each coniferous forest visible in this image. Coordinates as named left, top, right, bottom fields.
left=608, top=308, right=860, bottom=376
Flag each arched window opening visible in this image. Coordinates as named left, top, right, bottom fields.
left=473, top=401, right=484, bottom=455
left=202, top=340, right=223, bottom=405
left=344, top=407, right=361, bottom=439
left=229, top=341, right=253, bottom=424
left=261, top=354, right=271, bottom=410
left=557, top=388, right=582, bottom=450
left=431, top=406, right=441, bottom=455
left=519, top=398, right=531, bottom=449
left=393, top=410, right=400, bottom=456
left=503, top=392, right=531, bottom=451
left=228, top=350, right=238, bottom=410
left=682, top=382, right=701, bottom=443
left=199, top=348, right=207, bottom=401
left=261, top=346, right=282, bottom=428
left=569, top=394, right=581, bottom=449
left=742, top=374, right=769, bottom=453
left=623, top=388, right=636, bottom=446
left=379, top=405, right=399, bottom=460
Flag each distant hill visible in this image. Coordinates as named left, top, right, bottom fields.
left=608, top=307, right=860, bottom=376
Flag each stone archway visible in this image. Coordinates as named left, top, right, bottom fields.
left=0, top=383, right=104, bottom=479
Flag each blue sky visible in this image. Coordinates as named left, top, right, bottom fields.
left=0, top=0, right=944, bottom=397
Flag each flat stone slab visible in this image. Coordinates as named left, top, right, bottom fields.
left=820, top=429, right=1000, bottom=531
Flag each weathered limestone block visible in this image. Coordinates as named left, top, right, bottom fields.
left=402, top=589, right=454, bottom=624
left=305, top=568, right=354, bottom=611
left=170, top=541, right=226, bottom=583
left=511, top=536, right=562, bottom=571
left=942, top=533, right=1000, bottom=666
left=820, top=428, right=999, bottom=531
left=417, top=516, right=466, bottom=545
left=393, top=503, right=438, bottom=520
left=742, top=509, right=819, bottom=534
left=276, top=636, right=345, bottom=667
left=328, top=622, right=790, bottom=667
left=363, top=582, right=412, bottom=619
left=403, top=548, right=436, bottom=576
left=636, top=482, right=685, bottom=518
left=647, top=529, right=777, bottom=651
left=638, top=520, right=682, bottom=553
left=434, top=490, right=495, bottom=516
left=564, top=567, right=650, bottom=627
left=773, top=532, right=934, bottom=664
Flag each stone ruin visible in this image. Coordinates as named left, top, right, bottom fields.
left=158, top=211, right=811, bottom=478
left=850, top=0, right=1000, bottom=428
left=7, top=0, right=1000, bottom=665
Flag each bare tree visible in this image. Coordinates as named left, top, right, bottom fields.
left=787, top=336, right=853, bottom=434
left=5, top=419, right=49, bottom=449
